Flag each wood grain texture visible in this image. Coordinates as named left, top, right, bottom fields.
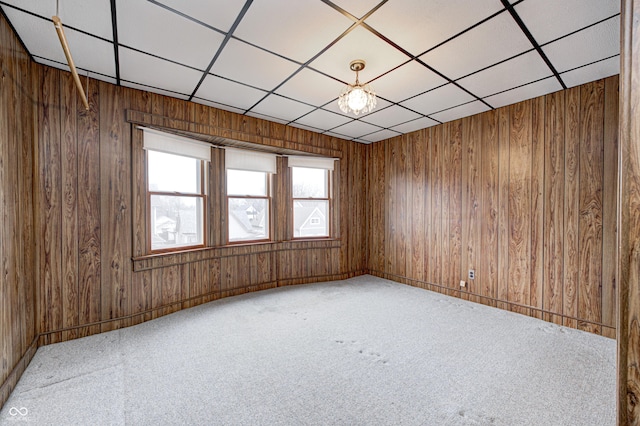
left=366, top=76, right=619, bottom=335
left=0, top=12, right=37, bottom=409
left=618, top=1, right=640, bottom=422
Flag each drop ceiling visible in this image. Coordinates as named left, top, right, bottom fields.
left=0, top=0, right=620, bottom=143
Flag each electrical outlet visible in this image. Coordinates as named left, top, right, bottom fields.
left=459, top=280, right=466, bottom=288
left=468, top=269, right=475, bottom=280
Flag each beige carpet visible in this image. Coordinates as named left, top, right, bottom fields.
left=0, top=275, right=616, bottom=425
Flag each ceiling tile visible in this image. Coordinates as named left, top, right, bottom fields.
left=390, top=117, right=439, bottom=134
left=155, top=0, right=245, bottom=33
left=293, top=109, right=352, bottom=131
left=249, top=94, right=315, bottom=123
left=233, top=0, right=352, bottom=64
left=309, top=26, right=409, bottom=84
left=542, top=18, right=620, bottom=73
left=365, top=0, right=504, bottom=56
left=192, top=98, right=245, bottom=114
left=484, top=76, right=562, bottom=109
left=117, top=0, right=224, bottom=70
left=211, top=39, right=300, bottom=91
left=361, top=105, right=422, bottom=129
left=1, top=0, right=113, bottom=40
left=457, top=51, right=551, bottom=98
left=3, top=8, right=115, bottom=77
left=330, top=0, right=384, bottom=19
left=370, top=60, right=447, bottom=103
left=34, top=57, right=117, bottom=85
left=515, top=0, right=620, bottom=45
left=195, top=75, right=267, bottom=111
left=119, top=47, right=202, bottom=96
left=275, top=68, right=344, bottom=107
left=400, top=84, right=475, bottom=116
left=330, top=120, right=383, bottom=139
left=356, top=129, right=402, bottom=143
left=121, top=81, right=189, bottom=100
left=324, top=131, right=353, bottom=141
left=560, top=56, right=620, bottom=88
left=420, top=11, right=532, bottom=80
left=429, top=101, right=490, bottom=123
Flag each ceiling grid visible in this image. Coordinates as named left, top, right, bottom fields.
left=0, top=0, right=620, bottom=143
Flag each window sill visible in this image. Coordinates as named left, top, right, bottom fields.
left=132, top=239, right=341, bottom=272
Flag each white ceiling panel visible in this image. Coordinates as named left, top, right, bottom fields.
left=1, top=0, right=113, bottom=40
left=430, top=101, right=490, bottom=123
left=156, top=0, right=245, bottom=33
left=390, top=117, right=439, bottom=134
left=360, top=105, right=422, bottom=129
left=211, top=39, right=300, bottom=91
left=330, top=0, right=383, bottom=19
left=371, top=60, right=447, bottom=103
left=420, top=11, right=532, bottom=80
left=330, top=120, right=383, bottom=139
left=560, top=56, right=620, bottom=89
left=484, top=76, right=562, bottom=109
left=288, top=122, right=325, bottom=133
left=250, top=94, right=315, bottom=123
left=122, top=81, right=189, bottom=100
left=457, top=51, right=551, bottom=98
left=400, top=84, right=475, bottom=117
left=3, top=8, right=115, bottom=77
left=233, top=0, right=352, bottom=64
left=192, top=98, right=245, bottom=114
left=366, top=0, right=504, bottom=56
left=275, top=68, right=344, bottom=108
left=293, top=109, right=352, bottom=131
left=309, top=26, right=409, bottom=84
left=119, top=47, right=202, bottom=96
left=515, top=0, right=620, bottom=45
left=543, top=18, right=620, bottom=73
left=356, top=128, right=402, bottom=144
left=195, top=75, right=267, bottom=111
left=117, top=0, right=224, bottom=71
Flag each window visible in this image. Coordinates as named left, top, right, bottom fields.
left=143, top=128, right=210, bottom=252
left=289, top=156, right=335, bottom=239
left=226, top=148, right=276, bottom=243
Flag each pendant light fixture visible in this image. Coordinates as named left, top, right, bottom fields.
left=338, top=59, right=377, bottom=116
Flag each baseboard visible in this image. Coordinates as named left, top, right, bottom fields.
left=0, top=337, right=38, bottom=410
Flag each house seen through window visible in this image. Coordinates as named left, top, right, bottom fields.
left=227, top=169, right=270, bottom=242
left=291, top=166, right=330, bottom=238
left=148, top=150, right=206, bottom=251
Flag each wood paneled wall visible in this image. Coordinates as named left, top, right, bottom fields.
left=0, top=13, right=38, bottom=408
left=618, top=0, right=640, bottom=422
left=367, top=76, right=619, bottom=337
left=35, top=68, right=367, bottom=343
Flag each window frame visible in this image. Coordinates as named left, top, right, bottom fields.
left=291, top=166, right=332, bottom=240
left=225, top=168, right=272, bottom=245
left=146, top=149, right=208, bottom=254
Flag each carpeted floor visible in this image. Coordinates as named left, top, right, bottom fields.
left=0, top=275, right=616, bottom=425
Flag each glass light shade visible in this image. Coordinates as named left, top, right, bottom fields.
left=338, top=82, right=377, bottom=115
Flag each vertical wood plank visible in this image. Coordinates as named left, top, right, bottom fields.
left=497, top=107, right=510, bottom=311
left=530, top=96, right=545, bottom=319
left=481, top=111, right=499, bottom=305
left=60, top=72, right=79, bottom=340
left=563, top=86, right=581, bottom=329
left=430, top=127, right=443, bottom=288
left=601, top=76, right=618, bottom=330
left=543, top=91, right=565, bottom=325
left=577, top=80, right=604, bottom=333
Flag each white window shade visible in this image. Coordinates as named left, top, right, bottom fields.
left=225, top=147, right=277, bottom=174
left=142, top=127, right=211, bottom=162
left=287, top=155, right=336, bottom=170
